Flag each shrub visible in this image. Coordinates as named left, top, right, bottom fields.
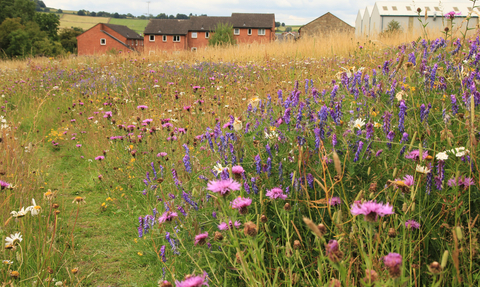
left=208, top=22, right=236, bottom=46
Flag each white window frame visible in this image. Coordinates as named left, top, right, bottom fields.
left=205, top=32, right=210, bottom=38
left=191, top=32, right=197, bottom=39
left=100, top=38, right=106, bottom=45
left=234, top=28, right=240, bottom=35
left=162, top=35, right=167, bottom=42
left=149, top=35, right=155, bottom=42
left=248, top=28, right=252, bottom=35
left=258, top=29, right=265, bottom=36
left=173, top=35, right=180, bottom=42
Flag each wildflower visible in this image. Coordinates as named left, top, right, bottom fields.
left=405, top=220, right=420, bottom=230
left=329, top=197, right=342, bottom=206
left=350, top=201, right=394, bottom=222
left=0, top=180, right=11, bottom=189
left=72, top=197, right=86, bottom=204
left=5, top=232, right=22, bottom=247
left=194, top=232, right=208, bottom=246
left=325, top=240, right=343, bottom=263
left=248, top=97, right=260, bottom=109
left=436, top=151, right=448, bottom=161
left=352, top=118, right=366, bottom=129
left=405, top=149, right=429, bottom=160
left=206, top=178, right=241, bottom=196
left=10, top=207, right=31, bottom=218
left=44, top=190, right=55, bottom=200
left=231, top=197, right=252, bottom=215
left=9, top=270, right=19, bottom=279
left=231, top=165, right=244, bottom=180
left=244, top=221, right=258, bottom=237
left=175, top=273, right=208, bottom=287
left=415, top=165, right=431, bottom=174
left=450, top=147, right=469, bottom=157
left=213, top=163, right=228, bottom=176
left=218, top=222, right=229, bottom=230
left=2, top=260, right=13, bottom=264
left=428, top=261, right=442, bottom=274
left=444, top=11, right=461, bottom=20
left=158, top=211, right=178, bottom=223
left=266, top=187, right=288, bottom=200
left=214, top=231, right=224, bottom=241
left=383, top=253, right=402, bottom=278
left=137, top=105, right=148, bottom=110
left=95, top=156, right=105, bottom=161
left=363, top=269, right=378, bottom=284
left=233, top=117, right=243, bottom=131
left=29, top=199, right=42, bottom=216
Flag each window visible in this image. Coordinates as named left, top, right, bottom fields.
left=173, top=35, right=180, bottom=42
left=135, top=40, right=138, bottom=46
left=191, top=32, right=197, bottom=39
left=100, top=38, right=106, bottom=45
left=205, top=32, right=210, bottom=38
left=248, top=28, right=252, bottom=35
left=383, top=6, right=388, bottom=11
left=392, top=6, right=397, bottom=11
left=258, top=29, right=265, bottom=35
left=162, top=35, right=167, bottom=42
left=149, top=35, right=155, bottom=41
left=406, top=6, right=412, bottom=11
left=234, top=28, right=240, bottom=35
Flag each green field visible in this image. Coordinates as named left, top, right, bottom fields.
left=276, top=25, right=301, bottom=32
left=108, top=18, right=149, bottom=35
left=59, top=14, right=110, bottom=30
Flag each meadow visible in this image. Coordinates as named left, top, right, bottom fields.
left=1, top=27, right=480, bottom=286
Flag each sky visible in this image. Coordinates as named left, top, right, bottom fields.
left=46, top=0, right=385, bottom=26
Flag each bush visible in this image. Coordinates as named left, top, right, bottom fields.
left=208, top=22, right=236, bottom=47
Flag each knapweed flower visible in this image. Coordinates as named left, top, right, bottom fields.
left=415, top=165, right=431, bottom=174
left=5, top=232, right=22, bottom=247
left=231, top=197, right=252, bottom=215
left=265, top=187, right=288, bottom=200
left=383, top=253, right=402, bottom=278
left=95, top=156, right=105, bottom=161
left=175, top=273, right=209, bottom=287
left=231, top=165, right=244, bottom=179
left=405, top=220, right=420, bottom=230
left=325, top=240, right=343, bottom=263
left=444, top=11, right=461, bottom=20
left=405, top=150, right=428, bottom=160
left=158, top=211, right=178, bottom=223
left=137, top=105, right=148, bottom=110
left=350, top=201, right=394, bottom=222
left=329, top=197, right=342, bottom=206
left=157, top=152, right=168, bottom=157
left=0, top=180, right=11, bottom=189
left=206, top=178, right=241, bottom=196
left=194, top=232, right=208, bottom=246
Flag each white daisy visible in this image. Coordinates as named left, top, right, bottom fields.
left=29, top=199, right=42, bottom=216
left=451, top=147, right=469, bottom=157
left=213, top=163, right=228, bottom=175
left=415, top=165, right=431, bottom=174
left=10, top=207, right=32, bottom=218
left=2, top=260, right=13, bottom=264
left=352, top=118, right=366, bottom=129
left=5, top=232, right=22, bottom=247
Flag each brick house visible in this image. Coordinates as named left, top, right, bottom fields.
left=298, top=12, right=354, bottom=37
left=77, top=23, right=144, bottom=55
left=144, top=13, right=275, bottom=52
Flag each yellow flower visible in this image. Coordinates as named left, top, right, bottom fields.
left=137, top=252, right=143, bottom=256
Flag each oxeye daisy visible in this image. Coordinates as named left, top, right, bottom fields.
left=29, top=199, right=41, bottom=216
left=5, top=232, right=22, bottom=247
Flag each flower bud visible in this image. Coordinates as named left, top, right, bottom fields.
left=260, top=215, right=268, bottom=223
left=284, top=203, right=291, bottom=211
left=244, top=221, right=258, bottom=237
left=441, top=250, right=449, bottom=269
left=293, top=240, right=301, bottom=250
left=214, top=231, right=224, bottom=241
left=428, top=261, right=442, bottom=274
left=455, top=226, right=463, bottom=241
left=388, top=228, right=396, bottom=238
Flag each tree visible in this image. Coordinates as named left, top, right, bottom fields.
left=275, top=21, right=280, bottom=28
left=0, top=17, right=23, bottom=52
left=13, top=0, right=36, bottom=22
left=77, top=10, right=86, bottom=16
left=57, top=9, right=62, bottom=13
left=34, top=12, right=60, bottom=40
left=285, top=26, right=292, bottom=32
left=113, top=12, right=119, bottom=18
left=155, top=13, right=167, bottom=19
left=58, top=27, right=82, bottom=53
left=382, top=19, right=402, bottom=36
left=90, top=11, right=96, bottom=17
left=281, top=22, right=285, bottom=27
left=168, top=15, right=175, bottom=19
left=208, top=22, right=235, bottom=46
left=176, top=13, right=189, bottom=19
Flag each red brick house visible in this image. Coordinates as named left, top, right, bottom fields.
left=144, top=13, right=275, bottom=52
left=77, top=23, right=144, bottom=55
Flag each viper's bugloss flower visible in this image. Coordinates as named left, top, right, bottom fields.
left=351, top=201, right=394, bottom=222
left=206, top=179, right=241, bottom=196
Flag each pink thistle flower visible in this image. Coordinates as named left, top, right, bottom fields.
left=405, top=149, right=428, bottom=160
left=403, top=175, right=414, bottom=186
left=142, top=119, right=153, bottom=124
left=445, top=11, right=461, bottom=19
left=329, top=196, right=342, bottom=206
left=183, top=105, right=192, bottom=111
left=137, top=105, right=148, bottom=110
left=176, top=273, right=208, bottom=287
left=0, top=180, right=11, bottom=190
left=405, top=220, right=420, bottom=230
left=350, top=200, right=394, bottom=222
left=206, top=179, right=241, bottom=196
left=231, top=166, right=245, bottom=174
left=383, top=253, right=402, bottom=278
left=103, top=111, right=112, bottom=118
left=218, top=222, right=229, bottom=230
left=266, top=187, right=288, bottom=200
left=231, top=197, right=252, bottom=215
left=95, top=156, right=105, bottom=161
left=194, top=232, right=208, bottom=246
left=157, top=152, right=168, bottom=157
left=158, top=211, right=178, bottom=223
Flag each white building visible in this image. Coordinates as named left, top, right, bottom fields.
left=362, top=6, right=375, bottom=36
left=357, top=1, right=479, bottom=37
left=355, top=9, right=365, bottom=36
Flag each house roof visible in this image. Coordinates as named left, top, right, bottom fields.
left=144, top=19, right=191, bottom=35
left=372, top=1, right=478, bottom=17
left=103, top=23, right=143, bottom=39
left=299, top=12, right=354, bottom=32
left=144, top=13, right=275, bottom=35
left=357, top=9, right=365, bottom=20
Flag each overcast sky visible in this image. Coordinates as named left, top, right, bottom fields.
left=46, top=0, right=390, bottom=25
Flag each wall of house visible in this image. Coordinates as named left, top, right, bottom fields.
left=144, top=35, right=188, bottom=52
left=187, top=31, right=211, bottom=50
left=301, top=13, right=354, bottom=36
left=234, top=28, right=275, bottom=44
left=363, top=10, right=372, bottom=36
left=355, top=14, right=363, bottom=36
left=77, top=24, right=131, bottom=55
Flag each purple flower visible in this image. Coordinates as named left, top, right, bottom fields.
left=0, top=180, right=11, bottom=190
left=176, top=273, right=209, bottom=287
left=95, top=156, right=105, bottom=161
left=350, top=201, right=395, bottom=222
left=405, top=220, right=420, bottom=230
left=405, top=150, right=428, bottom=160
left=137, top=105, right=148, bottom=110
left=329, top=196, right=342, bottom=206
left=194, top=232, right=208, bottom=246
left=445, top=11, right=461, bottom=19
left=158, top=211, right=178, bottom=223
left=231, top=197, right=252, bottom=215
left=218, top=222, right=229, bottom=230
left=231, top=165, right=244, bottom=174
left=383, top=253, right=402, bottom=278
left=266, top=187, right=287, bottom=200
left=206, top=179, right=241, bottom=196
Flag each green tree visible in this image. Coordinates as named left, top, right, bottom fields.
left=113, top=12, right=119, bottom=18
left=384, top=19, right=402, bottom=35
left=34, top=12, right=60, bottom=40
left=281, top=22, right=285, bottom=27
left=208, top=22, right=235, bottom=47
left=155, top=13, right=167, bottom=19
left=90, top=11, right=96, bottom=16
left=0, top=17, right=23, bottom=53
left=275, top=21, right=280, bottom=28
left=57, top=9, right=62, bottom=13
left=77, top=10, right=86, bottom=16
left=58, top=27, right=82, bottom=53
left=13, top=0, right=36, bottom=22
left=285, top=26, right=292, bottom=32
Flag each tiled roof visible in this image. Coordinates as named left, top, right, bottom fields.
left=144, top=13, right=275, bottom=35
left=104, top=24, right=143, bottom=39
